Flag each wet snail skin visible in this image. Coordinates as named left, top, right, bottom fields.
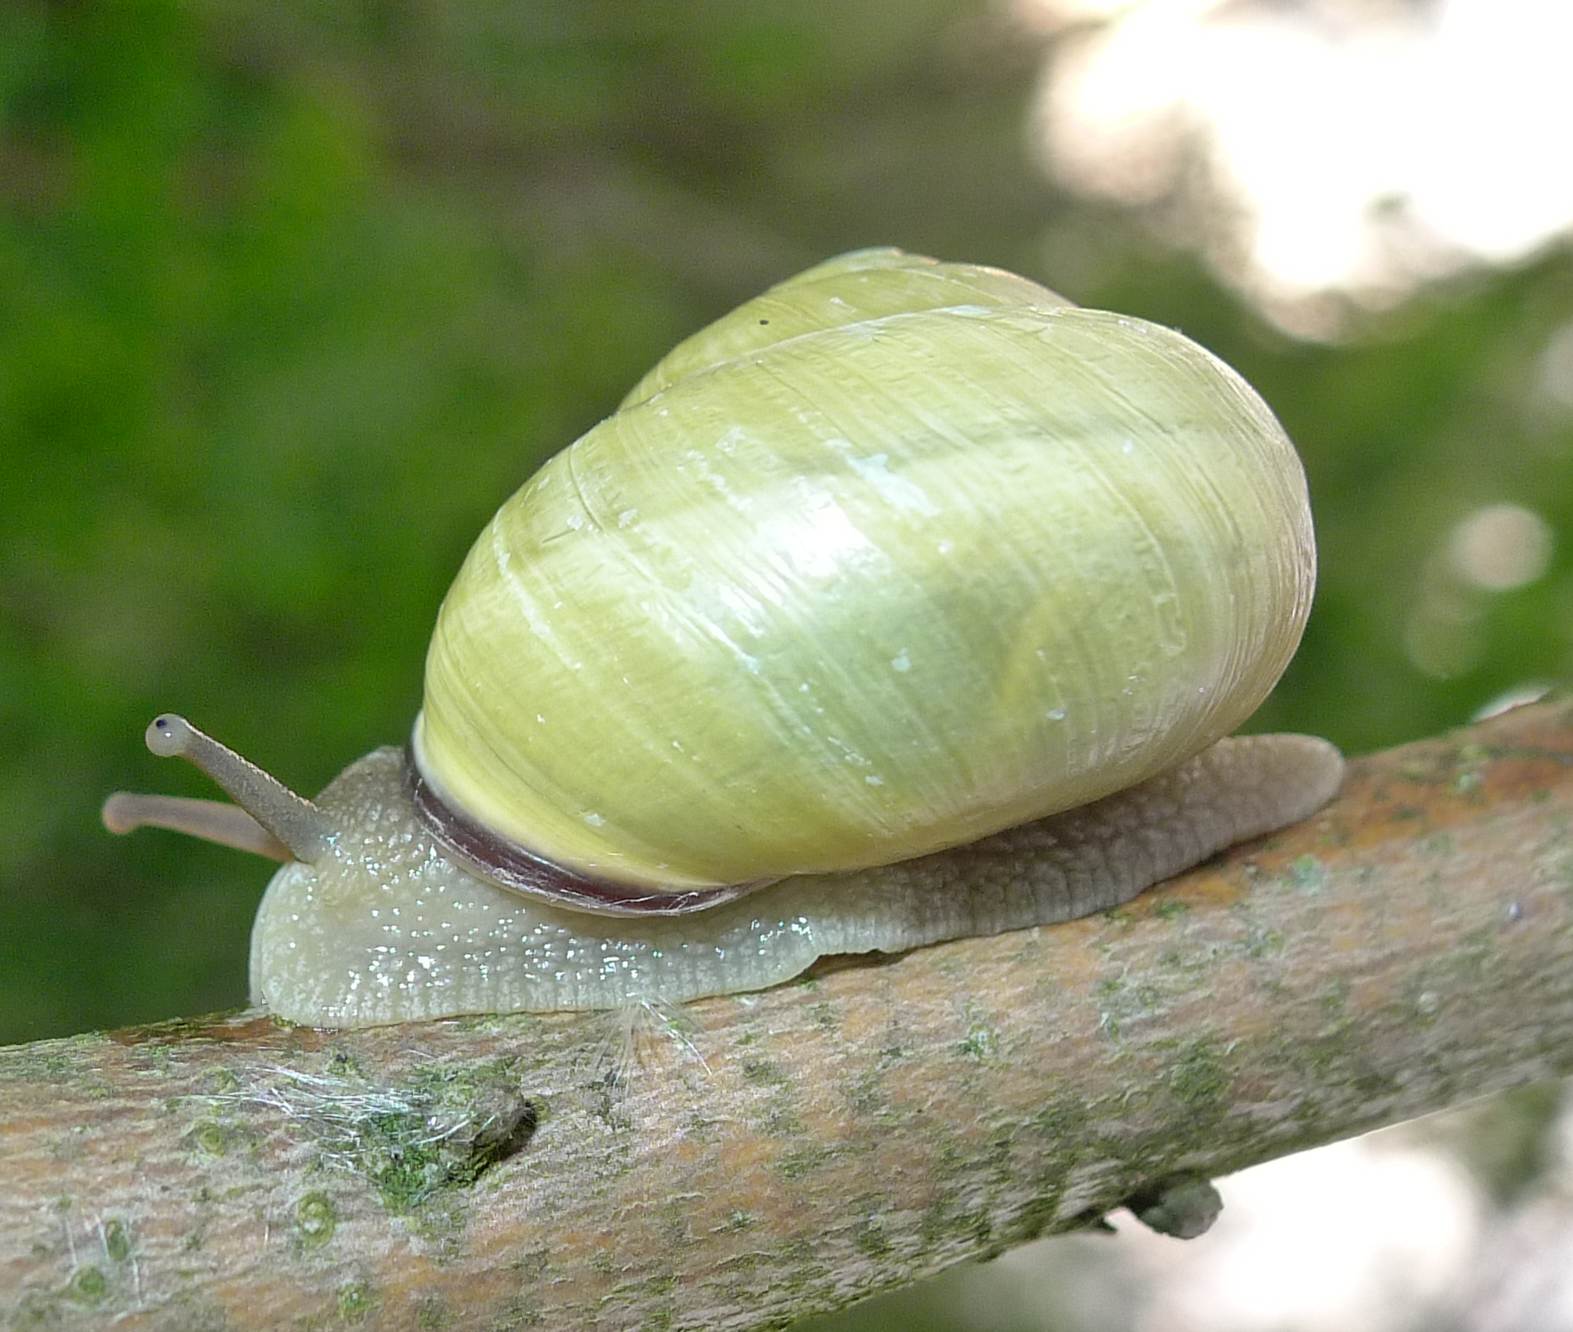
left=104, top=248, right=1342, bottom=1028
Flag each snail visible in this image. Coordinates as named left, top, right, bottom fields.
left=103, top=247, right=1343, bottom=1029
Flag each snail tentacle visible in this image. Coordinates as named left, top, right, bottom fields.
left=101, top=792, right=291, bottom=862
left=138, top=714, right=330, bottom=863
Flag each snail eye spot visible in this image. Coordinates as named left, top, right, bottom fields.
left=758, top=319, right=770, bottom=326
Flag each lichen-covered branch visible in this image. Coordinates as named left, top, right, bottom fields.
left=4, top=700, right=1573, bottom=1331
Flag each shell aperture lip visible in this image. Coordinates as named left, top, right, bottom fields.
left=405, top=742, right=774, bottom=917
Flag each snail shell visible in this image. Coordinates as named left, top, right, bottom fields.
left=415, top=247, right=1315, bottom=902
left=104, top=248, right=1341, bottom=1028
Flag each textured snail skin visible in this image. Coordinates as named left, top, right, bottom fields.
left=416, top=248, right=1316, bottom=895
left=249, top=735, right=1342, bottom=1028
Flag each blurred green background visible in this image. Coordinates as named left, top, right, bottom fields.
left=5, top=0, right=1572, bottom=1043
left=4, top=2, right=1572, bottom=1328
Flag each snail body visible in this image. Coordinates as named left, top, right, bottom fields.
left=105, top=249, right=1342, bottom=1029
left=248, top=735, right=1336, bottom=1024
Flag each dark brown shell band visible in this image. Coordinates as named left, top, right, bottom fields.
left=404, top=758, right=770, bottom=918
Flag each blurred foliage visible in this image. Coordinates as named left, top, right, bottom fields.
left=3, top=0, right=1572, bottom=1076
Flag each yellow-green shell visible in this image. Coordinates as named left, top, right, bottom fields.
left=415, top=249, right=1315, bottom=892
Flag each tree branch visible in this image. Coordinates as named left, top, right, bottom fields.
left=5, top=699, right=1573, bottom=1330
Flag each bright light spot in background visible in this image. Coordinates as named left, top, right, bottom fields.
left=1539, top=320, right=1573, bottom=410
left=973, top=1134, right=1486, bottom=1332
left=926, top=1099, right=1573, bottom=1332
left=1021, top=0, right=1573, bottom=336
left=1473, top=681, right=1550, bottom=721
left=1402, top=502, right=1552, bottom=679
left=1130, top=1140, right=1479, bottom=1332
left=1448, top=503, right=1553, bottom=591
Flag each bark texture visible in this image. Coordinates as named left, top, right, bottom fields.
left=4, top=699, right=1573, bottom=1331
